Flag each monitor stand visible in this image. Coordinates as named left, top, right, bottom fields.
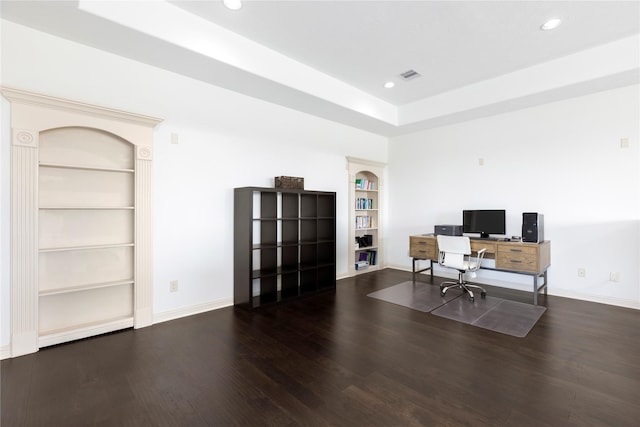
left=478, top=233, right=498, bottom=240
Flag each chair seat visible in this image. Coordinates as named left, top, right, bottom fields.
left=452, top=260, right=480, bottom=271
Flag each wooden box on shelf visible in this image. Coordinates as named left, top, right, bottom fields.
left=274, top=176, right=304, bottom=189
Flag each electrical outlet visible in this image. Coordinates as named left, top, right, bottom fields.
left=577, top=268, right=586, bottom=278
left=610, top=272, right=620, bottom=282
left=170, top=280, right=178, bottom=292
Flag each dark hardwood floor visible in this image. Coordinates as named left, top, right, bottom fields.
left=2, top=268, right=640, bottom=426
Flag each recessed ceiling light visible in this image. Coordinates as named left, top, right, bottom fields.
left=540, top=18, right=562, bottom=31
left=223, top=0, right=242, bottom=11
left=384, top=81, right=395, bottom=89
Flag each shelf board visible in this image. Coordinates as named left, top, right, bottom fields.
left=355, top=245, right=379, bottom=251
left=316, top=262, right=336, bottom=269
left=252, top=241, right=305, bottom=250
left=39, top=242, right=134, bottom=253
left=251, top=262, right=332, bottom=278
left=355, top=209, right=378, bottom=212
left=251, top=217, right=311, bottom=221
left=355, top=227, right=378, bottom=231
left=251, top=290, right=297, bottom=307
left=252, top=266, right=299, bottom=279
left=39, top=279, right=134, bottom=297
left=38, top=316, right=134, bottom=348
left=39, top=206, right=135, bottom=210
left=354, top=264, right=381, bottom=273
left=250, top=284, right=335, bottom=308
left=252, top=240, right=334, bottom=249
left=299, top=240, right=319, bottom=245
left=39, top=162, right=134, bottom=173
left=355, top=188, right=378, bottom=192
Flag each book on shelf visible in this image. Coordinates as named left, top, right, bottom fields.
left=355, top=178, right=375, bottom=191
left=356, top=197, right=373, bottom=210
left=357, top=249, right=377, bottom=266
left=355, top=215, right=372, bottom=229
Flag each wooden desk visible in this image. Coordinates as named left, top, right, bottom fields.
left=410, top=234, right=551, bottom=305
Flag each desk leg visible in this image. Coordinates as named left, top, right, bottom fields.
left=533, top=275, right=538, bottom=306
left=412, top=258, right=434, bottom=283
left=544, top=271, right=548, bottom=296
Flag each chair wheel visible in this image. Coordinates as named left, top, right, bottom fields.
left=469, top=296, right=474, bottom=302
left=481, top=292, right=486, bottom=298
left=440, top=292, right=445, bottom=297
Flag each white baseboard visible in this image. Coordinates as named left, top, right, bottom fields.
left=39, top=317, right=134, bottom=349
left=338, top=263, right=386, bottom=280
left=385, top=263, right=413, bottom=272
left=548, top=289, right=640, bottom=310
left=153, top=297, right=233, bottom=325
left=1, top=344, right=10, bottom=360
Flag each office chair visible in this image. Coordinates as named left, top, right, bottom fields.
left=436, top=235, right=487, bottom=301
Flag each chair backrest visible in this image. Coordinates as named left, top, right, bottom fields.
left=437, top=235, right=471, bottom=270
left=437, top=235, right=471, bottom=255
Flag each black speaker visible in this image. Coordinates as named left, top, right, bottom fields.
left=522, top=213, right=544, bottom=243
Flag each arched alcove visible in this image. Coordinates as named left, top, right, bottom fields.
left=2, top=88, right=162, bottom=357
left=347, top=157, right=386, bottom=276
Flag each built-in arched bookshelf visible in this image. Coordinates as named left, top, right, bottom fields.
left=347, top=157, right=386, bottom=276
left=2, top=87, right=161, bottom=357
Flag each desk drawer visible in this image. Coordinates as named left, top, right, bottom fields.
left=410, top=236, right=436, bottom=259
left=496, top=244, right=538, bottom=273
left=471, top=241, right=496, bottom=255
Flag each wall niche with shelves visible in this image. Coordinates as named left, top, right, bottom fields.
left=347, top=157, right=386, bottom=276
left=234, top=187, right=336, bottom=309
left=38, top=127, right=136, bottom=344
left=3, top=87, right=161, bottom=357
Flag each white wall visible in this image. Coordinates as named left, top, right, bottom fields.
left=387, top=85, right=640, bottom=308
left=0, top=21, right=388, bottom=347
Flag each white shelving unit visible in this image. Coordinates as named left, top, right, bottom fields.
left=347, top=157, right=386, bottom=276
left=37, top=127, right=136, bottom=345
left=3, top=87, right=161, bottom=357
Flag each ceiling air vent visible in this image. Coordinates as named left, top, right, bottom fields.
left=400, top=69, right=421, bottom=81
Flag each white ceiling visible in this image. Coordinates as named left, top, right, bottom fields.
left=171, top=0, right=640, bottom=105
left=2, top=1, right=639, bottom=136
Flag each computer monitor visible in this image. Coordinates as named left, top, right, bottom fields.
left=462, top=210, right=506, bottom=239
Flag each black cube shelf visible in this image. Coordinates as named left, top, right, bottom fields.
left=234, top=187, right=337, bottom=308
